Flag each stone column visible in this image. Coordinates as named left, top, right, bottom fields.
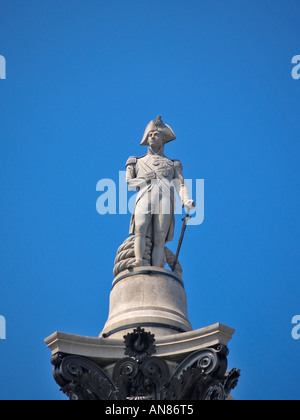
left=45, top=265, right=240, bottom=400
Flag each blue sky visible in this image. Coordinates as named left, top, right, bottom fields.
left=0, top=0, right=299, bottom=400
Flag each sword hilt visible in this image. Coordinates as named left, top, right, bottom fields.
left=182, top=206, right=192, bottom=222
left=182, top=213, right=192, bottom=222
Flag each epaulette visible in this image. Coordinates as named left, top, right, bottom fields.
left=173, top=159, right=183, bottom=171
left=126, top=156, right=137, bottom=167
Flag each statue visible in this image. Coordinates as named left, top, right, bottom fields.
left=126, top=115, right=195, bottom=268
left=46, top=115, right=240, bottom=402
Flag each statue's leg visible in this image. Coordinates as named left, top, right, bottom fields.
left=152, top=212, right=172, bottom=267
left=133, top=201, right=152, bottom=266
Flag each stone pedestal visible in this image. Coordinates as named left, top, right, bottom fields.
left=45, top=268, right=240, bottom=400
left=101, top=267, right=192, bottom=339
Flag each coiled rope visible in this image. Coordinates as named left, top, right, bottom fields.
left=113, top=236, right=183, bottom=279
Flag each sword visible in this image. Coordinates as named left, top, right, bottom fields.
left=172, top=209, right=192, bottom=272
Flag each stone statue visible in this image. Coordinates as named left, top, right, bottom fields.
left=46, top=115, right=240, bottom=403
left=126, top=115, right=195, bottom=268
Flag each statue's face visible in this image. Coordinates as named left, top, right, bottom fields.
left=148, top=130, right=164, bottom=148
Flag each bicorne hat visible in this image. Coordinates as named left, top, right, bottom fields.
left=140, top=115, right=176, bottom=146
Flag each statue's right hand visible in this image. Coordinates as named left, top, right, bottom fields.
left=144, top=171, right=156, bottom=182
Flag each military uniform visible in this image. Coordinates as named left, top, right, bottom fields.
left=126, top=115, right=193, bottom=268
left=126, top=147, right=190, bottom=243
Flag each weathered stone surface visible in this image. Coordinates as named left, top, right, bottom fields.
left=49, top=328, right=240, bottom=400
left=44, top=115, right=241, bottom=400
left=127, top=115, right=195, bottom=268
left=45, top=322, right=235, bottom=364
left=100, top=267, right=192, bottom=339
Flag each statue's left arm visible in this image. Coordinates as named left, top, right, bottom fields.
left=173, top=160, right=195, bottom=209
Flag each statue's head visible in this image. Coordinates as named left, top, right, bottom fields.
left=147, top=130, right=164, bottom=149
left=140, top=115, right=176, bottom=146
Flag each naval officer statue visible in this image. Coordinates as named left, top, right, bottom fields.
left=126, top=115, right=195, bottom=268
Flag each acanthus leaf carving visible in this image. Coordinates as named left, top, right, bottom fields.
left=50, top=344, right=240, bottom=400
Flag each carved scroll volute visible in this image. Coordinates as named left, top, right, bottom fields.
left=196, top=346, right=228, bottom=378
left=51, top=354, right=119, bottom=400
left=50, top=342, right=239, bottom=400
left=161, top=346, right=230, bottom=400
left=112, top=356, right=170, bottom=400
left=141, top=356, right=170, bottom=399
left=112, top=357, right=139, bottom=398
